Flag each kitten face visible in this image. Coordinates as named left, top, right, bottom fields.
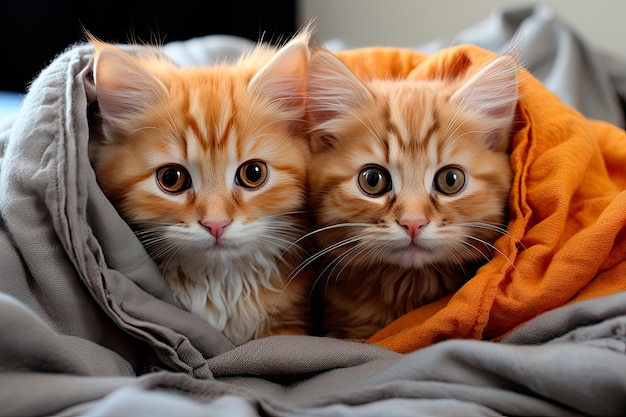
left=89, top=38, right=310, bottom=271
left=88, top=34, right=314, bottom=344
left=307, top=50, right=517, bottom=274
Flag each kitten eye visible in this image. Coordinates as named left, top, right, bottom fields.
left=433, top=166, right=466, bottom=195
left=236, top=160, right=268, bottom=189
left=358, top=165, right=392, bottom=197
left=156, top=165, right=192, bottom=194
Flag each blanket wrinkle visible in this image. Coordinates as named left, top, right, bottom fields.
left=329, top=44, right=626, bottom=352
left=0, top=42, right=231, bottom=379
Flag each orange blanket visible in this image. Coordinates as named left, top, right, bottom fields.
left=334, top=45, right=626, bottom=353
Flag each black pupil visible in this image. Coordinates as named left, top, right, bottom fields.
left=445, top=171, right=457, bottom=187
left=246, top=164, right=262, bottom=182
left=365, top=171, right=381, bottom=187
left=163, top=169, right=181, bottom=187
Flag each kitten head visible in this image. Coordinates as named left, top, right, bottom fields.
left=89, top=33, right=311, bottom=267
left=306, top=49, right=518, bottom=271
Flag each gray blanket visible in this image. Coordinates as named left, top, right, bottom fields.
left=1, top=5, right=625, bottom=416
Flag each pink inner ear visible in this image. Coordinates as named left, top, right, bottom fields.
left=451, top=55, right=519, bottom=151
left=248, top=37, right=308, bottom=119
left=452, top=56, right=518, bottom=116
left=94, top=46, right=167, bottom=130
left=306, top=50, right=373, bottom=126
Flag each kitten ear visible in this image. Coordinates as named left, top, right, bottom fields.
left=248, top=33, right=310, bottom=121
left=451, top=55, right=519, bottom=152
left=92, top=39, right=168, bottom=135
left=307, top=49, right=373, bottom=128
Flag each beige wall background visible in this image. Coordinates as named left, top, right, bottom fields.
left=297, top=0, right=626, bottom=59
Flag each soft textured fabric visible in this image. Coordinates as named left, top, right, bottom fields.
left=1, top=4, right=626, bottom=417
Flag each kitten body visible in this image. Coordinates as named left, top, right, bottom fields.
left=306, top=50, right=519, bottom=339
left=89, top=32, right=313, bottom=345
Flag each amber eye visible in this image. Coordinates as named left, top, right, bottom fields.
left=156, top=165, right=192, bottom=194
left=357, top=165, right=392, bottom=197
left=433, top=166, right=466, bottom=195
left=236, top=160, right=268, bottom=189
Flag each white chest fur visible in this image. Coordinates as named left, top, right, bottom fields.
left=161, top=250, right=283, bottom=346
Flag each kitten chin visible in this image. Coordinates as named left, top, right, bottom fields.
left=306, top=49, right=519, bottom=340
left=161, top=234, right=301, bottom=345
left=88, top=26, right=315, bottom=346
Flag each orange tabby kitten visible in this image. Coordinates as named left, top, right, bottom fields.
left=88, top=31, right=314, bottom=345
left=306, top=49, right=519, bottom=340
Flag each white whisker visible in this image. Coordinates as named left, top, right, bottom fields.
left=290, top=235, right=363, bottom=286
left=290, top=222, right=372, bottom=247
left=460, top=222, right=524, bottom=249
left=463, top=234, right=517, bottom=270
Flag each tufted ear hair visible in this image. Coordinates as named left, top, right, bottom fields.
left=248, top=27, right=311, bottom=122
left=307, top=49, right=373, bottom=126
left=451, top=55, right=519, bottom=152
left=306, top=49, right=374, bottom=151
left=91, top=38, right=168, bottom=136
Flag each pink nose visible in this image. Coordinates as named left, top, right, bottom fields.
left=398, top=218, right=429, bottom=239
left=200, top=219, right=232, bottom=239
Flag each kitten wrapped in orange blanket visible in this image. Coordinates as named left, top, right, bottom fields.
left=312, top=45, right=626, bottom=352
left=306, top=48, right=518, bottom=340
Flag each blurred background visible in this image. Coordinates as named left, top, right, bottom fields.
left=299, top=0, right=626, bottom=61
left=0, top=0, right=297, bottom=93
left=1, top=1, right=625, bottom=94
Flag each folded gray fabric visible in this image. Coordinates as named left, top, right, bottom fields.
left=1, top=4, right=625, bottom=416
